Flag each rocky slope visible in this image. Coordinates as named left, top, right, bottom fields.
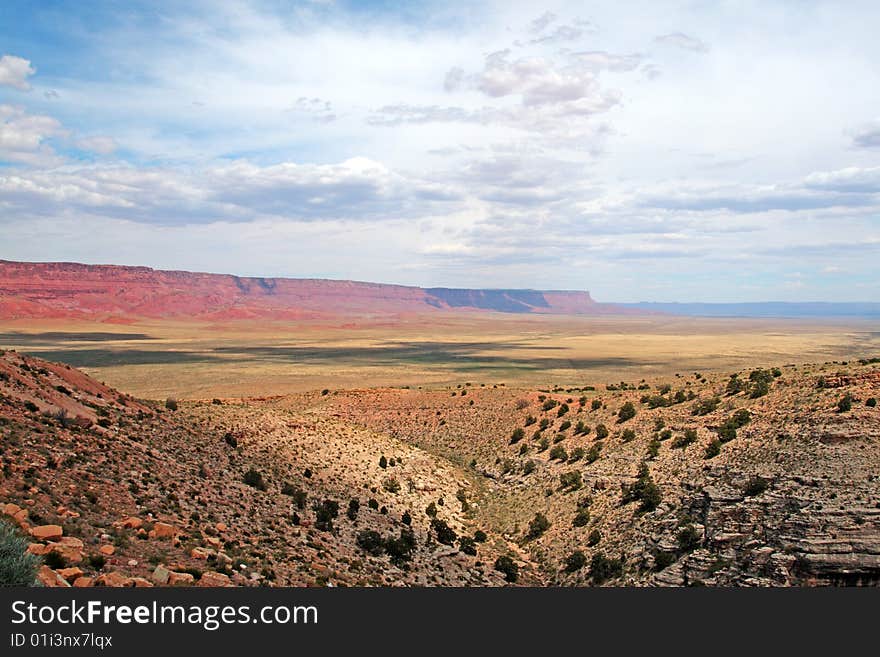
left=0, top=260, right=629, bottom=320
left=1, top=346, right=878, bottom=586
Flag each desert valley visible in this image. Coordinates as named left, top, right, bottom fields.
left=0, top=260, right=878, bottom=587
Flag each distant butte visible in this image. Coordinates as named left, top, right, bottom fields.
left=0, top=259, right=638, bottom=320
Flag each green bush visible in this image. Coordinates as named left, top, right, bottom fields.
left=654, top=550, right=676, bottom=571
left=837, top=394, right=852, bottom=413
left=591, top=399, right=602, bottom=411
left=509, top=428, right=525, bottom=444
left=743, top=476, right=768, bottom=497
left=572, top=510, right=590, bottom=527
left=431, top=518, right=457, bottom=545
left=347, top=499, right=360, bottom=521
left=672, top=428, right=698, bottom=449
left=557, top=403, right=569, bottom=417
left=691, top=397, right=720, bottom=416
left=559, top=470, right=582, bottom=491
left=565, top=550, right=587, bottom=572
left=590, top=553, right=624, bottom=584
left=595, top=424, right=609, bottom=440
left=618, top=402, right=636, bottom=422
left=459, top=536, right=477, bottom=556
left=867, top=397, right=877, bottom=408
left=646, top=438, right=660, bottom=459
left=621, top=428, right=636, bottom=442
left=474, top=529, right=488, bottom=543
left=384, top=528, right=417, bottom=565
left=621, top=463, right=662, bottom=512
left=704, top=439, right=721, bottom=459
left=526, top=513, right=551, bottom=540
left=379, top=455, right=387, bottom=469
left=494, top=555, right=518, bottom=583
left=313, top=499, right=339, bottom=532
left=243, top=468, right=267, bottom=491
left=0, top=519, right=40, bottom=586
left=549, top=445, right=567, bottom=461
left=164, top=397, right=178, bottom=411
left=585, top=443, right=602, bottom=464
left=676, top=525, right=701, bottom=552
left=587, top=529, right=602, bottom=546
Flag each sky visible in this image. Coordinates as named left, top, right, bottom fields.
left=1, top=0, right=879, bottom=302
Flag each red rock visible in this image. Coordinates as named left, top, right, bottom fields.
left=3, top=502, right=22, bottom=517
left=117, top=516, right=143, bottom=530
left=31, top=524, right=63, bottom=541
left=99, top=544, right=115, bottom=556
left=72, top=576, right=94, bottom=588
left=215, top=522, right=228, bottom=532
left=149, top=522, right=176, bottom=539
left=190, top=547, right=210, bottom=559
left=129, top=577, right=153, bottom=587
left=57, top=567, right=84, bottom=582
left=36, top=566, right=70, bottom=587
left=49, top=543, right=83, bottom=564
left=27, top=543, right=51, bottom=556
left=198, top=571, right=232, bottom=587
left=94, top=572, right=131, bottom=587
left=168, top=572, right=195, bottom=586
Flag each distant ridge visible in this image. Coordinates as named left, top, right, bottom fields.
left=0, top=259, right=637, bottom=320
left=622, top=301, right=880, bottom=319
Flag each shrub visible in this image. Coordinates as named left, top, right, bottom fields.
left=379, top=455, right=387, bottom=469
left=837, top=394, right=852, bottom=413
left=87, top=554, right=106, bottom=570
left=726, top=376, right=745, bottom=395
left=431, top=518, right=457, bottom=545
left=494, top=555, right=518, bottom=583
left=692, top=397, right=720, bottom=416
left=621, top=428, right=636, bottom=442
left=223, top=432, right=238, bottom=448
left=672, top=429, right=698, bottom=449
left=590, top=553, right=624, bottom=584
left=585, top=443, right=602, bottom=464
left=559, top=420, right=571, bottom=432
left=523, top=459, right=536, bottom=475
left=313, top=499, right=339, bottom=532
left=509, top=428, right=525, bottom=444
left=676, top=525, right=701, bottom=552
left=24, top=401, right=39, bottom=413
left=743, top=477, right=768, bottom=497
left=43, top=550, right=67, bottom=569
left=659, top=428, right=672, bottom=441
left=401, top=510, right=412, bottom=525
left=282, top=486, right=307, bottom=509
left=867, top=398, right=877, bottom=408
left=425, top=502, right=438, bottom=517
left=565, top=550, right=587, bottom=572
left=459, top=536, right=477, bottom=556
left=524, top=415, right=536, bottom=427
left=654, top=550, right=676, bottom=571
left=647, top=438, right=660, bottom=459
left=618, top=402, right=636, bottom=423
left=539, top=418, right=551, bottom=430
left=356, top=530, right=384, bottom=555
left=587, top=529, right=602, bottom=547
left=243, top=468, right=267, bottom=491
left=622, top=463, right=662, bottom=512
left=347, top=499, right=360, bottom=521
left=568, top=447, right=585, bottom=463
left=0, top=519, right=40, bottom=586
left=595, top=424, right=609, bottom=440
left=549, top=445, right=568, bottom=461
left=716, top=422, right=737, bottom=443
left=704, top=439, right=721, bottom=459
left=572, top=510, right=590, bottom=527
left=557, top=403, right=569, bottom=417
left=382, top=476, right=401, bottom=494
left=474, top=529, right=488, bottom=543
left=591, top=399, right=602, bottom=411
left=542, top=399, right=558, bottom=411
left=526, top=513, right=551, bottom=540
left=384, top=528, right=417, bottom=566
left=559, top=470, right=582, bottom=491
left=165, top=397, right=178, bottom=411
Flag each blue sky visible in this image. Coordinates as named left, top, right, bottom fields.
left=1, top=0, right=879, bottom=302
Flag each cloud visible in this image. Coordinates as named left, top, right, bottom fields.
left=851, top=120, right=880, bottom=149
left=0, top=54, right=35, bottom=90
left=75, top=135, right=118, bottom=155
left=803, top=166, right=880, bottom=194
left=654, top=32, right=709, bottom=53
left=0, top=104, right=66, bottom=166
left=0, top=157, right=462, bottom=225
left=528, top=12, right=557, bottom=35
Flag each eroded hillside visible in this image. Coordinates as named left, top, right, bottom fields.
left=1, top=346, right=878, bottom=586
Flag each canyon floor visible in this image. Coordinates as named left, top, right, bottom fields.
left=0, top=313, right=876, bottom=398
left=0, top=315, right=878, bottom=587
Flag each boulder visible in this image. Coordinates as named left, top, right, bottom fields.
left=72, top=577, right=94, bottom=588
left=27, top=543, right=51, bottom=556
left=117, top=516, right=143, bottom=530
left=149, top=522, right=176, bottom=539
left=99, top=544, right=115, bottom=556
left=190, top=547, right=210, bottom=560
left=94, top=572, right=131, bottom=587
left=129, top=577, right=154, bottom=587
left=57, top=567, right=84, bottom=582
left=31, top=524, right=63, bottom=541
left=151, top=565, right=171, bottom=585
left=36, top=566, right=70, bottom=587
left=198, top=571, right=232, bottom=587
left=168, top=572, right=195, bottom=586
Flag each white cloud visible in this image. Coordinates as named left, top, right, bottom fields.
left=75, top=135, right=118, bottom=155
left=654, top=32, right=709, bottom=53
left=0, top=104, right=66, bottom=166
left=0, top=54, right=35, bottom=90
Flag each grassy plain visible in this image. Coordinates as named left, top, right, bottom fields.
left=0, top=313, right=877, bottom=399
